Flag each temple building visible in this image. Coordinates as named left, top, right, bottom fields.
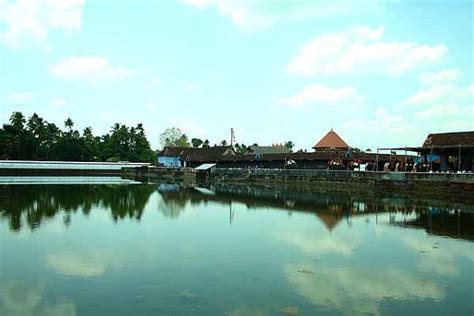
left=313, top=129, right=350, bottom=152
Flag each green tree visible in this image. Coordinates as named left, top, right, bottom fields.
left=1, top=111, right=156, bottom=162
left=10, top=112, right=25, bottom=130
left=64, top=117, right=74, bottom=132
left=27, top=113, right=47, bottom=159
left=284, top=141, right=295, bottom=151
left=159, top=127, right=190, bottom=147
left=191, top=138, right=203, bottom=148
left=234, top=143, right=248, bottom=154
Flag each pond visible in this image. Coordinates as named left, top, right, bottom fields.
left=0, top=178, right=473, bottom=315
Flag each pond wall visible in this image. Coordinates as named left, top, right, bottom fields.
left=205, top=168, right=474, bottom=201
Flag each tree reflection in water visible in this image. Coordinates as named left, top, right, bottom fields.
left=1, top=183, right=473, bottom=241
left=0, top=184, right=155, bottom=232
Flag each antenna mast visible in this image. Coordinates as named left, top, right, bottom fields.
left=230, top=128, right=235, bottom=147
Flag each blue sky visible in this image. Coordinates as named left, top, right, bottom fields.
left=1, top=0, right=473, bottom=151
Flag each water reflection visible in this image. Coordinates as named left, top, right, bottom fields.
left=2, top=182, right=473, bottom=242
left=285, top=263, right=444, bottom=315
left=0, top=179, right=473, bottom=315
left=0, top=184, right=155, bottom=231
left=156, top=183, right=474, bottom=241
left=0, top=281, right=75, bottom=316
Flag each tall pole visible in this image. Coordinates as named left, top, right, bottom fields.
left=429, top=146, right=434, bottom=171
left=458, top=145, right=461, bottom=172
left=375, top=148, right=379, bottom=171
left=230, top=128, right=234, bottom=147
left=404, top=146, right=407, bottom=171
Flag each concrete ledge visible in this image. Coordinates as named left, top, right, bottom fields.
left=210, top=168, right=474, bottom=184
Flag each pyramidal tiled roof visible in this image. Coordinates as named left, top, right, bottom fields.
left=313, top=129, right=349, bottom=149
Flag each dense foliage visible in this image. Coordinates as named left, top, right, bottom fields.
left=0, top=112, right=155, bottom=162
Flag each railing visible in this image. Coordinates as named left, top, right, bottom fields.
left=0, top=160, right=151, bottom=170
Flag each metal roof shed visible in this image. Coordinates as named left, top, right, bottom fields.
left=195, top=163, right=217, bottom=172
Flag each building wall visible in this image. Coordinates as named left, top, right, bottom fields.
left=158, top=156, right=181, bottom=168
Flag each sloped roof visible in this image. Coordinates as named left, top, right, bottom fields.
left=313, top=129, right=349, bottom=149
left=315, top=213, right=343, bottom=231
left=246, top=145, right=291, bottom=155
left=160, top=146, right=234, bottom=161
left=422, top=131, right=474, bottom=147
left=161, top=147, right=402, bottom=163
left=195, top=163, right=216, bottom=171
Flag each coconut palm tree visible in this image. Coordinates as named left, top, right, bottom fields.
left=10, top=111, right=25, bottom=131
left=64, top=117, right=74, bottom=132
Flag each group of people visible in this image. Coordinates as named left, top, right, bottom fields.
left=327, top=157, right=433, bottom=172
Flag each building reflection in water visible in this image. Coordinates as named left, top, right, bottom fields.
left=156, top=183, right=474, bottom=241
left=1, top=182, right=472, bottom=241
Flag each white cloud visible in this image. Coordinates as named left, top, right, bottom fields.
left=145, top=100, right=158, bottom=111
left=400, top=71, right=474, bottom=133
left=340, top=107, right=414, bottom=147
left=182, top=0, right=381, bottom=30
left=184, top=82, right=201, bottom=91
left=0, top=0, right=85, bottom=47
left=419, top=69, right=461, bottom=86
left=50, top=57, right=134, bottom=81
left=288, top=26, right=447, bottom=76
left=148, top=79, right=161, bottom=88
left=51, top=98, right=68, bottom=108
left=167, top=117, right=206, bottom=138
left=415, top=104, right=466, bottom=120
left=402, top=84, right=473, bottom=107
left=276, top=84, right=360, bottom=108
left=8, top=91, right=33, bottom=102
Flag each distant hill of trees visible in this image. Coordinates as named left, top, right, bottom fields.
left=0, top=111, right=155, bottom=162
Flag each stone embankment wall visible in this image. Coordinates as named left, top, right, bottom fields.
left=206, top=168, right=474, bottom=199
left=122, top=166, right=196, bottom=183
left=209, top=168, right=474, bottom=183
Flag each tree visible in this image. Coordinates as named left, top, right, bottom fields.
left=234, top=143, right=248, bottom=154
left=159, top=127, right=190, bottom=147
left=191, top=138, right=203, bottom=148
left=27, top=113, right=47, bottom=159
left=203, top=139, right=210, bottom=148
left=64, top=117, right=74, bottom=132
left=220, top=140, right=228, bottom=146
left=1, top=111, right=156, bottom=162
left=284, top=141, right=294, bottom=151
left=10, top=112, right=25, bottom=130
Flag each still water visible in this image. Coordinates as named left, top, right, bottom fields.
left=0, top=178, right=473, bottom=315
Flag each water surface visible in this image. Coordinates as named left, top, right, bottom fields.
left=0, top=179, right=473, bottom=315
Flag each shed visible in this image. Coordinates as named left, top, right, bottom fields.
left=195, top=163, right=217, bottom=172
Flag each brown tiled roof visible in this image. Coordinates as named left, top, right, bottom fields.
left=161, top=146, right=403, bottom=163
left=160, top=146, right=234, bottom=161
left=216, top=151, right=399, bottom=162
left=246, top=145, right=291, bottom=155
left=422, top=131, right=474, bottom=147
left=316, top=213, right=343, bottom=231
left=313, top=129, right=349, bottom=149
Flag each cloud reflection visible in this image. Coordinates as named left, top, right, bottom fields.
left=0, top=281, right=76, bottom=316
left=285, top=263, right=444, bottom=315
left=47, top=252, right=107, bottom=277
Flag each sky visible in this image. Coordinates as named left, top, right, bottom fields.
left=1, top=0, right=473, bottom=151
